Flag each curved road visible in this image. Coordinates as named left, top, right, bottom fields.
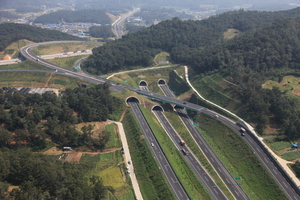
left=19, top=41, right=300, bottom=199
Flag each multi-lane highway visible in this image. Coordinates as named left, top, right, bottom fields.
left=160, top=82, right=300, bottom=200
left=112, top=8, right=140, bottom=39
left=20, top=41, right=300, bottom=199
left=127, top=98, right=190, bottom=200
left=158, top=83, right=250, bottom=200
left=152, top=106, right=228, bottom=200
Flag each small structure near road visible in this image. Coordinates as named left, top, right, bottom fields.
left=292, top=143, right=298, bottom=149
left=62, top=147, right=73, bottom=151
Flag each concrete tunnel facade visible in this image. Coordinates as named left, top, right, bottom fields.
left=151, top=105, right=164, bottom=112
left=139, top=80, right=148, bottom=87
left=125, top=96, right=141, bottom=106
left=157, top=79, right=166, bottom=85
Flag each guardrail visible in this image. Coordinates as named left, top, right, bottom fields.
left=246, top=129, right=300, bottom=196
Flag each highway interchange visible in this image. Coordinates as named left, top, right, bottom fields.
left=19, top=41, right=300, bottom=200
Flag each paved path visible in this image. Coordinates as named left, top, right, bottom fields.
left=114, top=121, right=143, bottom=200
left=106, top=65, right=177, bottom=79
left=184, top=66, right=300, bottom=187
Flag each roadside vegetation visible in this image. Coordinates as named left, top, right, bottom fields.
left=122, top=109, right=175, bottom=200
left=0, top=59, right=51, bottom=71
left=193, top=113, right=287, bottom=200
left=47, top=55, right=88, bottom=71
left=163, top=110, right=234, bottom=200
left=31, top=42, right=98, bottom=55
left=0, top=71, right=89, bottom=89
left=140, top=106, right=212, bottom=199
left=105, top=123, right=122, bottom=149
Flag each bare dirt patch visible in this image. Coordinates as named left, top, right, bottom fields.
left=43, top=146, right=64, bottom=155
left=7, top=186, right=19, bottom=192
left=76, top=121, right=113, bottom=138
left=292, top=88, right=300, bottom=97
left=119, top=108, right=128, bottom=122
left=44, top=73, right=53, bottom=87
left=140, top=135, right=145, bottom=139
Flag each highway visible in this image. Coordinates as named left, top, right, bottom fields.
left=161, top=81, right=300, bottom=200
left=158, top=83, right=249, bottom=200
left=112, top=8, right=140, bottom=39
left=20, top=41, right=300, bottom=199
left=152, top=106, right=228, bottom=200
left=127, top=99, right=190, bottom=200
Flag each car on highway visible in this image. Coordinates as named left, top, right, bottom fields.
left=128, top=161, right=131, bottom=165
left=151, top=143, right=154, bottom=147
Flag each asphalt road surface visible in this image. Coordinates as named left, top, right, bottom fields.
left=152, top=107, right=228, bottom=200
left=127, top=99, right=190, bottom=200
left=159, top=83, right=249, bottom=200
left=20, top=41, right=300, bottom=199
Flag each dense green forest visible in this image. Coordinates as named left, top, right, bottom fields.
left=82, top=7, right=300, bottom=141
left=0, top=149, right=106, bottom=199
left=33, top=9, right=111, bottom=25
left=82, top=7, right=300, bottom=75
left=0, top=83, right=124, bottom=199
left=0, top=23, right=83, bottom=51
left=186, top=17, right=300, bottom=138
left=132, top=7, right=194, bottom=25
left=0, top=11, right=19, bottom=19
left=89, top=25, right=115, bottom=38
left=0, top=83, right=124, bottom=150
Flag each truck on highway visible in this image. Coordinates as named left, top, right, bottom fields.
left=179, top=140, right=186, bottom=146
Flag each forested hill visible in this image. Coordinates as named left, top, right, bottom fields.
left=33, top=9, right=111, bottom=24
left=81, top=7, right=300, bottom=75
left=0, top=23, right=83, bottom=51
left=175, top=17, right=300, bottom=75
left=188, top=16, right=300, bottom=138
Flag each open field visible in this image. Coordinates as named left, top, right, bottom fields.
left=191, top=73, right=241, bottom=110
left=47, top=55, right=88, bottom=70
left=153, top=52, right=170, bottom=64
left=140, top=106, right=211, bottom=199
left=282, top=151, right=300, bottom=161
left=106, top=123, right=122, bottom=148
left=0, top=71, right=89, bottom=89
left=263, top=75, right=300, bottom=97
left=195, top=113, right=287, bottom=200
left=0, top=39, right=34, bottom=60
left=0, top=59, right=51, bottom=71
left=224, top=28, right=240, bottom=39
left=31, top=42, right=99, bottom=55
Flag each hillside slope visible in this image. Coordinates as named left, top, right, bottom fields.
left=82, top=7, right=300, bottom=75
left=0, top=23, right=83, bottom=51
